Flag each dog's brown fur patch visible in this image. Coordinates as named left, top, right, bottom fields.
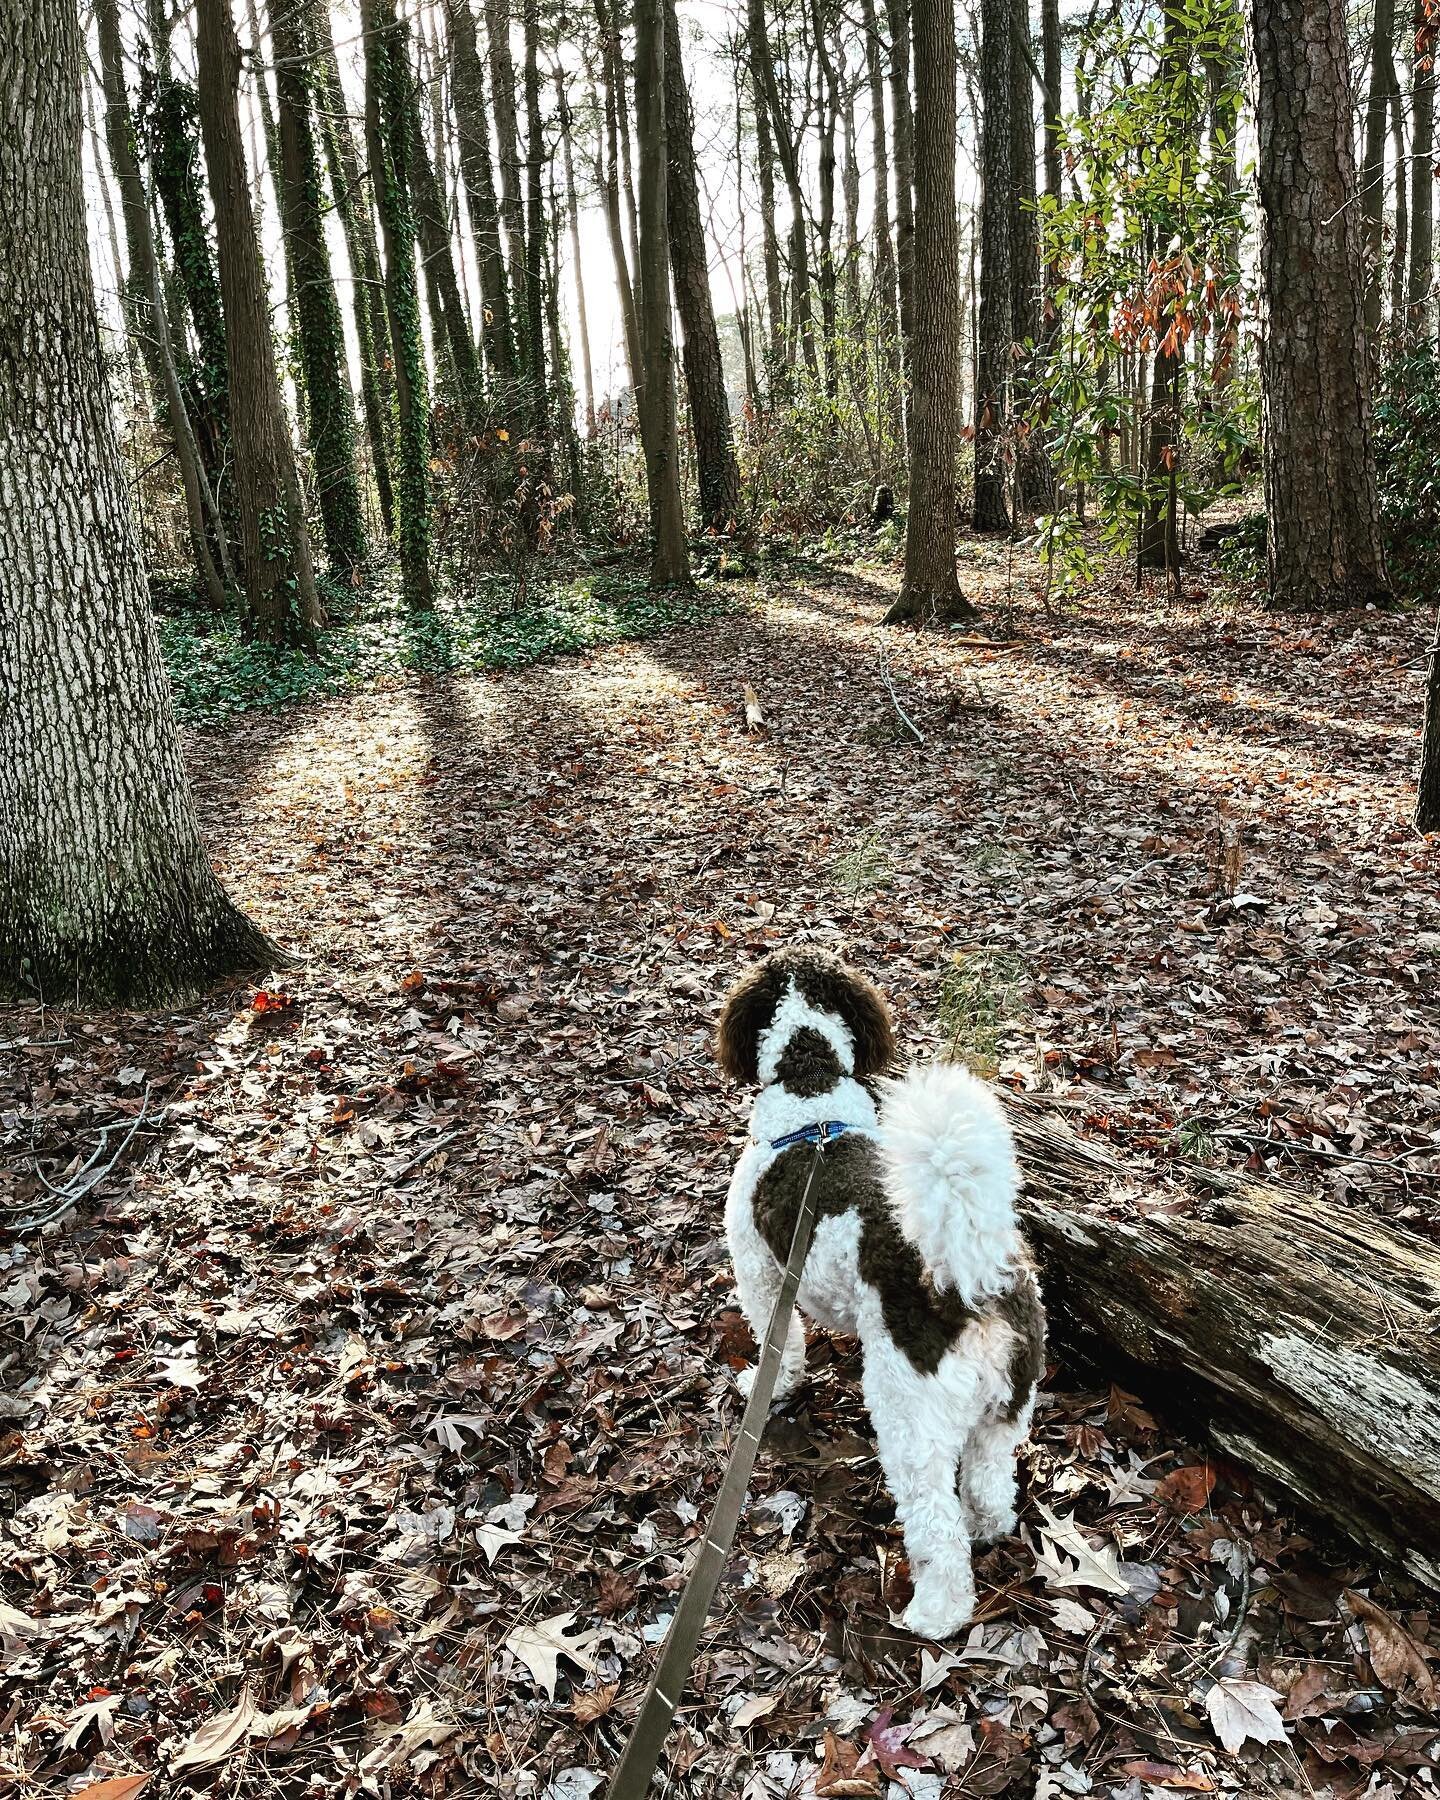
left=774, top=1027, right=844, bottom=1097
left=753, top=1134, right=979, bottom=1376
left=715, top=948, right=895, bottom=1084
left=996, top=1265, right=1046, bottom=1420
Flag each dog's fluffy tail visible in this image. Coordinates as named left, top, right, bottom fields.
left=877, top=1063, right=1022, bottom=1304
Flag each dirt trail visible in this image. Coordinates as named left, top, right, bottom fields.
left=3, top=573, right=1438, bottom=1796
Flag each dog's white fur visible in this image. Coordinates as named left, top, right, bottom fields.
left=723, top=968, right=1040, bottom=1639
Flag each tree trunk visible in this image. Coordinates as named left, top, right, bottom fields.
left=309, top=0, right=396, bottom=540
left=1009, top=0, right=1049, bottom=515
left=663, top=0, right=740, bottom=530
left=1417, top=606, right=1440, bottom=829
left=1253, top=0, right=1391, bottom=608
left=746, top=0, right=787, bottom=387
left=364, top=0, right=434, bottom=610
left=486, top=0, right=531, bottom=384
left=406, top=71, right=483, bottom=414
left=195, top=0, right=321, bottom=643
left=633, top=0, right=690, bottom=586
left=1391, top=76, right=1409, bottom=329
left=522, top=0, right=548, bottom=431
left=1361, top=0, right=1397, bottom=336
left=884, top=0, right=975, bottom=622
left=1006, top=1096, right=1440, bottom=1589
left=0, top=0, right=275, bottom=1006
left=271, top=0, right=366, bottom=579
left=751, top=19, right=819, bottom=381
left=447, top=0, right=516, bottom=384
left=592, top=36, right=643, bottom=397
left=973, top=0, right=1013, bottom=534
left=555, top=66, right=595, bottom=436
left=1410, top=9, right=1434, bottom=328
left=863, top=0, right=904, bottom=470
left=884, top=0, right=916, bottom=361
left=95, top=0, right=228, bottom=607
left=812, top=0, right=841, bottom=399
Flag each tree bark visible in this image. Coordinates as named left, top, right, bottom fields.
left=405, top=69, right=483, bottom=414
left=1006, top=1096, right=1440, bottom=1589
left=486, top=0, right=531, bottom=383
left=885, top=0, right=976, bottom=622
left=1390, top=74, right=1409, bottom=329
left=884, top=0, right=916, bottom=361
left=1361, top=0, right=1397, bottom=337
left=663, top=0, right=740, bottom=530
left=522, top=0, right=548, bottom=431
left=195, top=0, right=322, bottom=643
left=1417, top=606, right=1440, bottom=829
left=811, top=0, right=841, bottom=398
left=973, top=0, right=1013, bottom=534
left=592, top=29, right=643, bottom=396
left=751, top=16, right=819, bottom=380
left=555, top=66, right=595, bottom=435
left=747, top=0, right=787, bottom=387
left=364, top=0, right=435, bottom=610
left=1253, top=0, right=1391, bottom=608
left=863, top=0, right=904, bottom=469
left=309, top=0, right=396, bottom=540
left=448, top=0, right=516, bottom=384
left=0, top=0, right=275, bottom=1005
left=1009, top=0, right=1049, bottom=515
left=633, top=0, right=690, bottom=585
left=271, top=0, right=366, bottom=578
left=1409, top=9, right=1435, bottom=327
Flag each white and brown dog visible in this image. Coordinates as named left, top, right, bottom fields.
left=717, top=947, right=1044, bottom=1639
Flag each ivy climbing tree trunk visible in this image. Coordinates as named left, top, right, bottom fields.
left=0, top=0, right=275, bottom=1006
left=365, top=0, right=434, bottom=610
left=1252, top=0, right=1391, bottom=608
left=448, top=0, right=517, bottom=383
left=271, top=0, right=366, bottom=579
left=195, top=0, right=321, bottom=643
left=633, top=0, right=691, bottom=585
left=663, top=0, right=740, bottom=530
left=885, top=0, right=976, bottom=622
left=487, top=0, right=531, bottom=385
left=974, top=0, right=1013, bottom=534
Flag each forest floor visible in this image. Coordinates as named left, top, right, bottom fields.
left=4, top=547, right=1440, bottom=1800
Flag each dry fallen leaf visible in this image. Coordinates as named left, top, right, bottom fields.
left=73, top=1778, right=153, bottom=1800
left=1204, top=1676, right=1288, bottom=1755
left=505, top=1612, right=600, bottom=1699
left=170, top=1685, right=258, bottom=1773
left=1032, top=1499, right=1130, bottom=1595
left=1344, top=1589, right=1437, bottom=1703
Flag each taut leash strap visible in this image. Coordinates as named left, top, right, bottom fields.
left=604, top=1141, right=825, bottom=1800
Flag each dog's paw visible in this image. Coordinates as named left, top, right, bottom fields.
left=968, top=1506, right=1017, bottom=1546
left=735, top=1364, right=758, bottom=1399
left=735, top=1364, right=799, bottom=1405
left=902, top=1584, right=975, bottom=1641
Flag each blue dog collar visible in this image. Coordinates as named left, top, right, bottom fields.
left=769, top=1120, right=856, bottom=1152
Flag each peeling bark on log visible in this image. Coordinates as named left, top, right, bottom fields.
left=1003, top=1095, right=1440, bottom=1589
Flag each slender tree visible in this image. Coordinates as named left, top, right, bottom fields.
left=863, top=0, right=904, bottom=465
left=592, top=37, right=643, bottom=393
left=751, top=11, right=820, bottom=378
left=555, top=65, right=596, bottom=434
left=365, top=0, right=435, bottom=609
left=271, top=0, right=366, bottom=578
left=974, top=0, right=1013, bottom=533
left=405, top=70, right=483, bottom=413
left=633, top=0, right=690, bottom=583
left=0, top=0, right=274, bottom=1004
left=487, top=0, right=531, bottom=379
left=886, top=0, right=975, bottom=620
left=1410, top=6, right=1435, bottom=326
left=448, top=0, right=517, bottom=381
left=1361, top=0, right=1398, bottom=336
left=1253, top=0, right=1391, bottom=606
left=746, top=0, right=786, bottom=383
left=663, top=0, right=741, bottom=529
left=885, top=0, right=916, bottom=357
left=522, top=0, right=549, bottom=429
left=195, top=0, right=321, bottom=642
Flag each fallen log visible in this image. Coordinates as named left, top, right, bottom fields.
left=1003, top=1094, right=1440, bottom=1589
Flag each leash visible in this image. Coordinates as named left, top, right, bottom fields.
left=604, top=1136, right=828, bottom=1800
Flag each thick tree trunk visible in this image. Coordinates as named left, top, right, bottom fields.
left=1253, top=0, right=1391, bottom=608
left=0, top=0, right=275, bottom=1006
left=663, top=0, right=740, bottom=531
left=884, top=0, right=975, bottom=623
left=633, top=0, right=690, bottom=586
left=1410, top=12, right=1435, bottom=327
left=364, top=0, right=434, bottom=610
left=973, top=0, right=1013, bottom=534
left=195, top=0, right=321, bottom=643
left=271, top=0, right=366, bottom=578
left=1417, top=607, right=1440, bottom=829
left=1006, top=1097, right=1440, bottom=1588
left=447, top=0, right=516, bottom=384
left=885, top=0, right=916, bottom=361
left=1361, top=0, right=1397, bottom=337
left=309, top=0, right=396, bottom=540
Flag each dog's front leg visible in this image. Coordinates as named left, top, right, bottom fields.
left=728, top=1213, right=806, bottom=1403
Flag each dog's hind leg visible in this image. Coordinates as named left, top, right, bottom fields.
left=958, top=1406, right=1031, bottom=1545
left=863, top=1352, right=977, bottom=1638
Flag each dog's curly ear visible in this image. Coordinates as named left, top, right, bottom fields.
left=716, top=961, right=782, bottom=1083
left=828, top=964, right=896, bottom=1077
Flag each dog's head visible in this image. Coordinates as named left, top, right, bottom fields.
left=716, top=947, right=895, bottom=1085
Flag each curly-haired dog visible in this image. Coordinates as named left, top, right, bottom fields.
left=717, top=947, right=1044, bottom=1638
